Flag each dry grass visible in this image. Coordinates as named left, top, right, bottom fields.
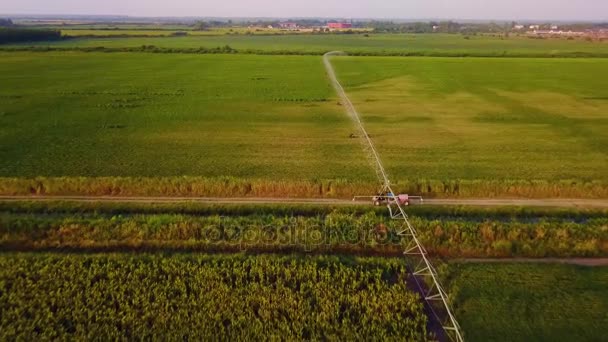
left=1, top=177, right=607, bottom=198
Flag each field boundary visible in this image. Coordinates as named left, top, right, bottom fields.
left=455, top=258, right=608, bottom=267
left=1, top=176, right=606, bottom=199
left=3, top=46, right=608, bottom=58
left=2, top=194, right=608, bottom=208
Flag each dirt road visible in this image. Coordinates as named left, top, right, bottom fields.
left=1, top=195, right=608, bottom=208
left=456, top=258, right=608, bottom=267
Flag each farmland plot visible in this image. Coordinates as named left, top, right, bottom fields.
left=0, top=253, right=429, bottom=340
left=6, top=33, right=608, bottom=57
left=449, top=263, right=608, bottom=342
left=0, top=52, right=371, bottom=181
left=332, top=57, right=608, bottom=186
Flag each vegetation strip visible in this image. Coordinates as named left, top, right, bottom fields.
left=5, top=45, right=608, bottom=58
left=2, top=205, right=606, bottom=257
left=3, top=177, right=608, bottom=199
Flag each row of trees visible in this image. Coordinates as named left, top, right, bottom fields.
left=0, top=18, right=14, bottom=27
left=0, top=28, right=62, bottom=44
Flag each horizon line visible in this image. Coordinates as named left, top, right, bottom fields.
left=2, top=13, right=607, bottom=23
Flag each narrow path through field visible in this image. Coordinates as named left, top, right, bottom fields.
left=1, top=195, right=608, bottom=208
left=456, top=258, right=608, bottom=267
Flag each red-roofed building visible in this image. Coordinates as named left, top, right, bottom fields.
left=328, top=22, right=352, bottom=29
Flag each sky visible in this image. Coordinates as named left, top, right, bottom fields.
left=2, top=0, right=608, bottom=21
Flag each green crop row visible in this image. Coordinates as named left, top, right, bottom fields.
left=0, top=253, right=429, bottom=341
left=1, top=211, right=606, bottom=257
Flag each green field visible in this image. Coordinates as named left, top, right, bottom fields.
left=0, top=51, right=370, bottom=182
left=6, top=33, right=608, bottom=56
left=333, top=56, right=608, bottom=183
left=0, top=253, right=428, bottom=340
left=2, top=51, right=608, bottom=198
left=450, top=263, right=608, bottom=342
left=2, top=23, right=608, bottom=342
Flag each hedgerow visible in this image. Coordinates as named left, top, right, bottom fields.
left=1, top=177, right=607, bottom=199
left=2, top=45, right=608, bottom=58
left=1, top=210, right=606, bottom=257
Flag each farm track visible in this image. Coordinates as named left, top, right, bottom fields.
left=1, top=195, right=608, bottom=208
left=456, top=258, right=608, bottom=267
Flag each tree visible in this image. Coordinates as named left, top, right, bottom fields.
left=193, top=21, right=210, bottom=31
left=0, top=18, right=14, bottom=27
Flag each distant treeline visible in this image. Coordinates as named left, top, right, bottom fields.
left=3, top=45, right=608, bottom=58
left=0, top=28, right=62, bottom=44
left=0, top=18, right=14, bottom=27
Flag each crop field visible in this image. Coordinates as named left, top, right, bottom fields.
left=332, top=56, right=608, bottom=186
left=2, top=27, right=608, bottom=341
left=2, top=51, right=608, bottom=198
left=449, top=263, right=608, bottom=342
left=0, top=201, right=606, bottom=340
left=0, top=253, right=429, bottom=340
left=0, top=51, right=371, bottom=183
left=5, top=33, right=608, bottom=57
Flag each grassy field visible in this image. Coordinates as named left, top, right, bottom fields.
left=2, top=52, right=608, bottom=198
left=332, top=56, right=608, bottom=183
left=0, top=253, right=428, bottom=340
left=5, top=33, right=608, bottom=56
left=0, top=51, right=370, bottom=182
left=449, top=263, right=608, bottom=342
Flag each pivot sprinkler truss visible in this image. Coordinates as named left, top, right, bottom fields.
left=324, top=52, right=464, bottom=342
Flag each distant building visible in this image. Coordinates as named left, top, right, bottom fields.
left=529, top=25, right=540, bottom=30
left=513, top=25, right=525, bottom=30
left=279, top=22, right=298, bottom=30
left=551, top=25, right=559, bottom=30
left=328, top=22, right=352, bottom=29
left=528, top=30, right=586, bottom=37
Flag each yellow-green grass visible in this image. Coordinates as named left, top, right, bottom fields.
left=0, top=52, right=371, bottom=182
left=449, top=263, right=608, bottom=342
left=332, top=56, right=608, bottom=184
left=6, top=33, right=608, bottom=57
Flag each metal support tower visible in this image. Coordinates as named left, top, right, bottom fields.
left=324, top=52, right=464, bottom=342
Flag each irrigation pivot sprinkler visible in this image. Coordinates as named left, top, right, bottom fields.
left=325, top=51, right=464, bottom=342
